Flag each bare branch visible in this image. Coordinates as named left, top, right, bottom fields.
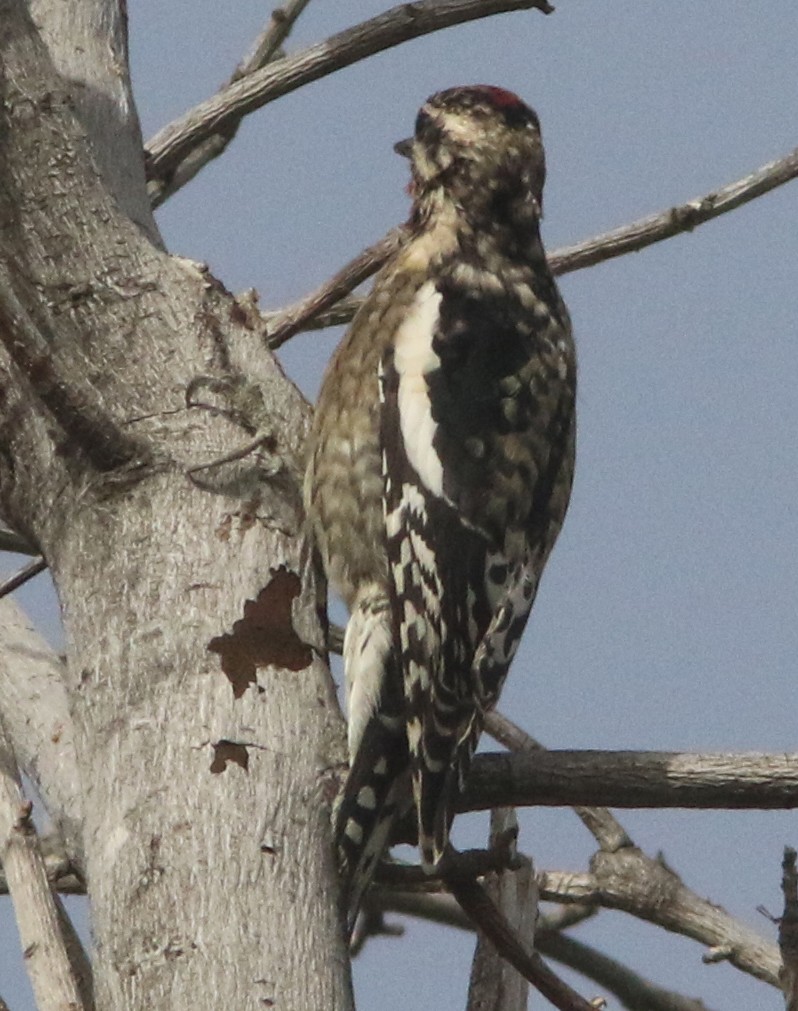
left=150, top=0, right=314, bottom=206
left=377, top=889, right=711, bottom=1011
left=540, top=931, right=714, bottom=1011
left=548, top=144, right=798, bottom=275
left=268, top=144, right=798, bottom=339
left=485, top=711, right=631, bottom=853
left=145, top=0, right=553, bottom=190
left=0, top=840, right=84, bottom=896
left=483, top=712, right=781, bottom=988
left=379, top=842, right=781, bottom=988
left=373, top=888, right=594, bottom=935
left=0, top=557, right=47, bottom=600
left=265, top=227, right=406, bottom=349
left=463, top=746, right=798, bottom=813
left=233, top=0, right=315, bottom=78
left=0, top=719, right=90, bottom=1010
left=278, top=293, right=365, bottom=335
left=540, top=862, right=781, bottom=988
left=467, top=808, right=535, bottom=1011
left=389, top=705, right=798, bottom=977
left=779, top=847, right=798, bottom=1009
left=378, top=847, right=521, bottom=890
left=379, top=891, right=586, bottom=935
left=451, top=876, right=599, bottom=1011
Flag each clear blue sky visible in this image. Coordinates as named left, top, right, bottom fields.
left=2, top=3, right=797, bottom=1008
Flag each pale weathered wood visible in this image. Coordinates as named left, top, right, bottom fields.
left=29, top=0, right=161, bottom=245
left=0, top=2, right=352, bottom=1009
left=0, top=598, right=83, bottom=874
left=540, top=860, right=781, bottom=988
left=0, top=719, right=88, bottom=1010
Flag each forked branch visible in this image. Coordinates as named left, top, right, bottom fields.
left=488, top=713, right=782, bottom=988
left=145, top=0, right=553, bottom=191
left=148, top=0, right=315, bottom=206
left=374, top=891, right=713, bottom=1010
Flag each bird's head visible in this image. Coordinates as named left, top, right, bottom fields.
left=396, top=86, right=546, bottom=226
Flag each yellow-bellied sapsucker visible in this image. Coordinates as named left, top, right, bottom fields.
left=304, top=85, right=576, bottom=926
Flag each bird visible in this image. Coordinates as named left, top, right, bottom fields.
left=304, top=84, right=576, bottom=928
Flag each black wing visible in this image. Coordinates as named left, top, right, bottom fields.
left=381, top=271, right=575, bottom=866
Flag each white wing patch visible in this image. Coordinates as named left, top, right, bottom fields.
left=392, top=281, right=445, bottom=498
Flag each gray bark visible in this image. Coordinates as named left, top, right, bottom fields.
left=0, top=717, right=89, bottom=1010
left=0, top=598, right=83, bottom=873
left=28, top=0, right=161, bottom=246
left=0, top=1, right=352, bottom=1008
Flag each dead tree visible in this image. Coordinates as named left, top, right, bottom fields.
left=0, top=3, right=796, bottom=1010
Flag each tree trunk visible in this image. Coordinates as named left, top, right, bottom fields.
left=0, top=1, right=353, bottom=1007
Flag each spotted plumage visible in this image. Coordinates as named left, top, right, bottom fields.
left=304, top=85, right=576, bottom=929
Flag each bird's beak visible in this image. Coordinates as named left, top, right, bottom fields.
left=393, top=137, right=413, bottom=159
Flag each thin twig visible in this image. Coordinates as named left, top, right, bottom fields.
left=233, top=0, right=315, bottom=79
left=540, top=931, right=713, bottom=1011
left=145, top=0, right=553, bottom=188
left=150, top=0, right=314, bottom=206
left=549, top=145, right=798, bottom=276
left=375, top=889, right=710, bottom=1011
left=0, top=558, right=47, bottom=600
left=265, top=226, right=406, bottom=348
left=265, top=144, right=798, bottom=340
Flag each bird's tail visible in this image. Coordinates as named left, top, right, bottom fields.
left=335, top=600, right=410, bottom=934
left=414, top=704, right=484, bottom=869
left=335, top=704, right=409, bottom=935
